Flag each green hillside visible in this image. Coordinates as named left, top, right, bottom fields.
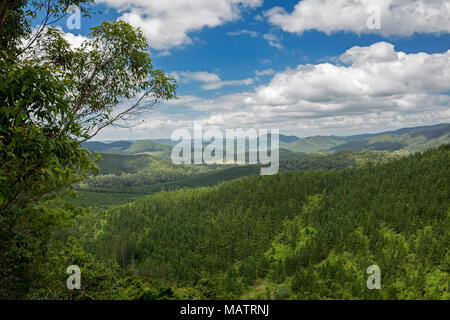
left=337, top=123, right=450, bottom=142
left=284, top=136, right=346, bottom=153
left=282, top=123, right=450, bottom=154
left=81, top=124, right=450, bottom=158
left=280, top=150, right=393, bottom=171
left=61, top=145, right=450, bottom=300
left=76, top=153, right=219, bottom=195
left=81, top=141, right=133, bottom=154
left=73, top=150, right=392, bottom=207
left=82, top=140, right=173, bottom=159
left=125, top=140, right=173, bottom=159
left=94, top=153, right=158, bottom=175
left=330, top=124, right=450, bottom=153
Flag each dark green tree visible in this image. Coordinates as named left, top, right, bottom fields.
left=0, top=0, right=176, bottom=298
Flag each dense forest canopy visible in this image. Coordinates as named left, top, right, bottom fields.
left=0, top=0, right=448, bottom=302
left=71, top=150, right=394, bottom=208
left=57, top=145, right=449, bottom=300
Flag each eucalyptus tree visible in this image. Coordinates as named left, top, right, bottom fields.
left=0, top=0, right=177, bottom=298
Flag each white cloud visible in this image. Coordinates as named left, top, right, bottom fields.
left=171, top=71, right=221, bottom=84
left=253, top=42, right=450, bottom=106
left=217, top=43, right=449, bottom=129
left=227, top=30, right=259, bottom=37
left=24, top=26, right=89, bottom=51
left=61, top=31, right=89, bottom=49
left=171, top=71, right=254, bottom=91
left=254, top=14, right=264, bottom=21
left=263, top=33, right=283, bottom=49
left=96, top=42, right=450, bottom=138
left=265, top=0, right=450, bottom=37
left=160, top=92, right=255, bottom=113
left=255, top=69, right=275, bottom=76
left=98, top=0, right=263, bottom=51
left=202, top=78, right=254, bottom=90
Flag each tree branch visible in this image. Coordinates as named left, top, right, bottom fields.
left=79, top=91, right=158, bottom=143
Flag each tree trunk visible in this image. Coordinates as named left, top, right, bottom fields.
left=0, top=0, right=8, bottom=32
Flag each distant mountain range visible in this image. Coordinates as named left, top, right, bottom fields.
left=336, top=123, right=450, bottom=142
left=284, top=123, right=450, bottom=154
left=82, top=123, right=450, bottom=156
left=82, top=139, right=173, bottom=159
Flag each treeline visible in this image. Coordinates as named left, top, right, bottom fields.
left=73, top=150, right=393, bottom=207
left=280, top=150, right=393, bottom=171
left=58, top=145, right=449, bottom=299
left=76, top=153, right=219, bottom=191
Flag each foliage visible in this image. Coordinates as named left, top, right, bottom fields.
left=26, top=236, right=165, bottom=300
left=63, top=145, right=449, bottom=299
left=0, top=0, right=176, bottom=299
left=284, top=136, right=346, bottom=153
left=72, top=150, right=392, bottom=208
left=330, top=124, right=450, bottom=153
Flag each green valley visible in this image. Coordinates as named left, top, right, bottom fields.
left=2, top=1, right=449, bottom=304
left=55, top=144, right=449, bottom=300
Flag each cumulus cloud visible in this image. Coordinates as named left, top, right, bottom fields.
left=254, top=42, right=450, bottom=106
left=265, top=0, right=450, bottom=37
left=202, top=78, right=254, bottom=90
left=98, top=0, right=263, bottom=51
left=171, top=71, right=254, bottom=91
left=60, top=30, right=89, bottom=49
left=97, top=42, right=450, bottom=138
left=236, top=42, right=450, bottom=133
left=184, top=92, right=253, bottom=111
left=171, top=71, right=221, bottom=84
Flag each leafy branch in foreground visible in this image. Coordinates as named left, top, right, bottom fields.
left=0, top=0, right=177, bottom=299
left=34, top=21, right=177, bottom=141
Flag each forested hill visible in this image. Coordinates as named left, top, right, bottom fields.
left=82, top=140, right=173, bottom=159
left=62, top=145, right=450, bottom=300
left=329, top=124, right=450, bottom=153
left=73, top=150, right=393, bottom=207
left=284, top=123, right=450, bottom=154
left=81, top=124, right=450, bottom=157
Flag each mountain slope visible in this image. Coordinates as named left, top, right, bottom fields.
left=82, top=139, right=173, bottom=159
left=81, top=124, right=450, bottom=156
left=64, top=145, right=450, bottom=299
left=73, top=150, right=392, bottom=207
left=81, top=141, right=132, bottom=154
left=330, top=124, right=450, bottom=153
left=338, top=123, right=450, bottom=142
left=124, top=140, right=173, bottom=158
left=284, top=136, right=346, bottom=153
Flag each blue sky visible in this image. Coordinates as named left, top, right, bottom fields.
left=47, top=0, right=450, bottom=139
